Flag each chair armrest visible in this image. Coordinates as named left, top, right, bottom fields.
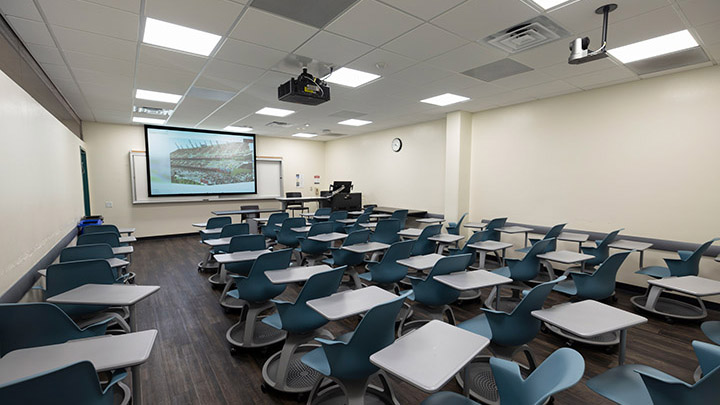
left=634, top=368, right=689, bottom=387
left=270, top=299, right=292, bottom=306
left=489, top=357, right=524, bottom=395
left=102, top=369, right=129, bottom=395
left=315, top=337, right=347, bottom=346
left=406, top=275, right=424, bottom=281
left=228, top=274, right=247, bottom=281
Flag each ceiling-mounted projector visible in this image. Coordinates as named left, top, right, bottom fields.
left=278, top=68, right=330, bottom=105
left=569, top=4, right=617, bottom=65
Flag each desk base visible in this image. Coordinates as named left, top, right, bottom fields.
left=308, top=372, right=399, bottom=405
left=456, top=348, right=536, bottom=405
left=630, top=293, right=706, bottom=321
left=208, top=272, right=227, bottom=287
left=226, top=301, right=287, bottom=349
left=262, top=345, right=322, bottom=394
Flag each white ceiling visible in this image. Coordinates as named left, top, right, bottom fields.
left=1, top=0, right=718, bottom=140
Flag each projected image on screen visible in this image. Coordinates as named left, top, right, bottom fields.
left=145, top=126, right=256, bottom=196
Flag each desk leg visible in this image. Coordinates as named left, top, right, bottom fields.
left=463, top=365, right=470, bottom=397
left=129, top=304, right=142, bottom=404
left=541, top=259, right=555, bottom=280
left=436, top=243, right=444, bottom=254
left=478, top=251, right=487, bottom=269
left=619, top=329, right=627, bottom=366
left=639, top=251, right=645, bottom=268
left=524, top=232, right=529, bottom=248
left=577, top=242, right=582, bottom=253
left=499, top=248, right=506, bottom=267
left=496, top=286, right=502, bottom=309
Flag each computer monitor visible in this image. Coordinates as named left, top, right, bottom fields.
left=331, top=181, right=352, bottom=193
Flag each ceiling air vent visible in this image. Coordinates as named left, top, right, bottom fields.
left=483, top=16, right=570, bottom=54
left=266, top=121, right=293, bottom=128
left=133, top=106, right=173, bottom=116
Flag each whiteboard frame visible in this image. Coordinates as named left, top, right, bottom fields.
left=130, top=151, right=284, bottom=204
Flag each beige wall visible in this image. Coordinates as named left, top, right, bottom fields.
left=325, top=120, right=447, bottom=214
left=0, top=69, right=85, bottom=295
left=83, top=122, right=326, bottom=237
left=469, top=65, right=720, bottom=290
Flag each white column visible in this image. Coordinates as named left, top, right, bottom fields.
left=444, top=111, right=472, bottom=225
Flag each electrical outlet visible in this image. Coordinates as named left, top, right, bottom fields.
left=105, top=201, right=113, bottom=208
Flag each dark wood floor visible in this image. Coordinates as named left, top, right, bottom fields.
left=132, top=235, right=716, bottom=404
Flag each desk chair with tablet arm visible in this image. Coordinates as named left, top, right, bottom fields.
left=410, top=224, right=441, bottom=256
left=580, top=228, right=623, bottom=268
left=219, top=234, right=268, bottom=310
left=370, top=219, right=401, bottom=245
left=391, top=209, right=409, bottom=229
left=298, top=222, right=334, bottom=265
left=263, top=212, right=289, bottom=243
left=446, top=212, right=467, bottom=235
left=328, top=210, right=348, bottom=233
left=516, top=223, right=566, bottom=254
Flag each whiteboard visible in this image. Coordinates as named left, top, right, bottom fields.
left=130, top=151, right=283, bottom=204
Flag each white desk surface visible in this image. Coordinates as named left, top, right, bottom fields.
left=119, top=236, right=136, bottom=244
left=416, top=218, right=444, bottom=224
left=537, top=250, right=595, bottom=264
left=200, top=228, right=222, bottom=235
left=47, top=284, right=160, bottom=306
left=370, top=213, right=392, bottom=219
left=265, top=265, right=333, bottom=284
left=532, top=300, right=647, bottom=338
left=648, top=276, right=720, bottom=297
left=370, top=320, right=489, bottom=393
left=192, top=222, right=207, bottom=228
left=308, top=232, right=347, bottom=242
left=428, top=234, right=465, bottom=243
left=435, top=270, right=513, bottom=291
left=307, top=286, right=399, bottom=321
left=336, top=219, right=357, bottom=224
left=38, top=257, right=129, bottom=277
left=112, top=246, right=133, bottom=255
left=118, top=227, right=135, bottom=234
left=609, top=240, right=653, bottom=251
left=464, top=222, right=488, bottom=229
left=398, top=228, right=423, bottom=238
left=557, top=232, right=590, bottom=243
left=396, top=254, right=444, bottom=271
left=497, top=226, right=533, bottom=234
left=341, top=242, right=390, bottom=254
left=255, top=217, right=269, bottom=223
left=214, top=249, right=270, bottom=264
left=291, top=226, right=312, bottom=233
left=202, top=237, right=232, bottom=247
left=467, top=241, right=513, bottom=251
left=314, top=215, right=330, bottom=221
left=0, top=330, right=157, bottom=385
left=348, top=210, right=364, bottom=216
left=359, top=223, right=378, bottom=228
left=300, top=213, right=315, bottom=217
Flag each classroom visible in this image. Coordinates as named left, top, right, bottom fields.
left=1, top=0, right=719, bottom=404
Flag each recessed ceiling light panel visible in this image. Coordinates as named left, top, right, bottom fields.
left=338, top=119, right=372, bottom=126
left=135, top=89, right=182, bottom=104
left=292, top=133, right=317, bottom=138
left=323, top=67, right=380, bottom=88
left=143, top=17, right=221, bottom=56
left=608, top=30, right=699, bottom=64
left=224, top=126, right=253, bottom=132
left=133, top=116, right=166, bottom=125
left=420, top=93, right=470, bottom=107
left=530, top=0, right=572, bottom=10
left=256, top=107, right=295, bottom=117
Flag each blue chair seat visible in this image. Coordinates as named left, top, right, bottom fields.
left=301, top=347, right=332, bottom=376
left=491, top=267, right=511, bottom=278
left=322, top=258, right=335, bottom=266
left=358, top=272, right=373, bottom=281
left=457, top=313, right=492, bottom=340
left=262, top=312, right=282, bottom=330
left=515, top=245, right=531, bottom=254
left=421, top=391, right=477, bottom=405
left=702, top=321, right=720, bottom=345
left=552, top=278, right=578, bottom=296
left=586, top=364, right=657, bottom=405
left=636, top=266, right=671, bottom=278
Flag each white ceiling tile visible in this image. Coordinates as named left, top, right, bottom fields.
left=52, top=26, right=137, bottom=61
left=474, top=90, right=536, bottom=108
left=295, top=31, right=374, bottom=66
left=510, top=38, right=573, bottom=69
left=346, top=48, right=418, bottom=76
left=383, top=23, right=468, bottom=61
left=705, top=42, right=720, bottom=61
left=5, top=16, right=55, bottom=47
left=564, top=65, right=637, bottom=90
left=71, top=68, right=133, bottom=88
left=229, top=7, right=318, bottom=52
left=145, top=0, right=245, bottom=35
left=0, top=0, right=42, bottom=21
left=426, top=42, right=507, bottom=72
left=135, top=63, right=197, bottom=94
left=167, top=96, right=226, bottom=126
left=389, top=63, right=455, bottom=86
left=431, top=0, right=538, bottom=41
left=199, top=97, right=260, bottom=128
left=607, top=6, right=686, bottom=48
left=456, top=97, right=499, bottom=113
left=41, top=63, right=73, bottom=81
left=215, top=38, right=288, bottom=69
left=198, top=59, right=265, bottom=92
left=513, top=79, right=580, bottom=99
left=65, top=51, right=135, bottom=77
left=418, top=74, right=485, bottom=98
left=540, top=57, right=619, bottom=79
left=326, top=0, right=422, bottom=46
left=549, top=0, right=670, bottom=35
left=696, top=20, right=720, bottom=46
left=378, top=0, right=466, bottom=20
left=138, top=44, right=207, bottom=74
left=344, top=77, right=421, bottom=101
left=678, top=0, right=720, bottom=27
left=92, top=109, right=132, bottom=123
left=25, top=44, right=64, bottom=65
left=240, top=71, right=297, bottom=103
left=37, top=0, right=138, bottom=41
left=461, top=81, right=507, bottom=99
left=84, top=0, right=141, bottom=13
left=78, top=81, right=133, bottom=111
left=491, top=68, right=554, bottom=90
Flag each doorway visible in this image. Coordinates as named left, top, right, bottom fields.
left=80, top=148, right=90, bottom=217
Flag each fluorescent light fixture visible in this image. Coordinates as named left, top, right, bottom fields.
left=608, top=30, right=699, bottom=64
left=420, top=93, right=470, bottom=107
left=292, top=133, right=317, bottom=138
left=135, top=89, right=182, bottom=104
left=143, top=17, right=221, bottom=56
left=256, top=107, right=295, bottom=117
left=338, top=119, right=372, bottom=126
left=323, top=67, right=380, bottom=88
left=530, top=0, right=572, bottom=10
left=133, top=116, right=166, bottom=125
left=224, top=125, right=253, bottom=132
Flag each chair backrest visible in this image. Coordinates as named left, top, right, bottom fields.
left=45, top=259, right=117, bottom=316
left=343, top=229, right=371, bottom=247
left=412, top=254, right=470, bottom=307
left=276, top=267, right=345, bottom=333
left=598, top=228, right=623, bottom=249
left=574, top=251, right=631, bottom=300
left=315, top=208, right=332, bottom=217
left=219, top=223, right=249, bottom=238
left=328, top=210, right=348, bottom=222
left=543, top=223, right=566, bottom=251
left=370, top=219, right=401, bottom=244
left=286, top=192, right=303, bottom=208
left=240, top=204, right=260, bottom=221
left=234, top=249, right=291, bottom=303
left=456, top=213, right=468, bottom=227
left=391, top=210, right=409, bottom=228
left=368, top=240, right=415, bottom=284
left=456, top=229, right=493, bottom=255
left=363, top=205, right=375, bottom=214
left=60, top=244, right=114, bottom=262
left=411, top=224, right=441, bottom=256
left=0, top=361, right=111, bottom=404
left=323, top=292, right=410, bottom=380
left=286, top=192, right=301, bottom=197
left=485, top=217, right=508, bottom=241
left=276, top=217, right=307, bottom=247
left=263, top=212, right=289, bottom=238
left=674, top=238, right=720, bottom=277
left=345, top=213, right=371, bottom=233
left=355, top=213, right=371, bottom=224
left=487, top=277, right=565, bottom=347
left=82, top=224, right=120, bottom=236
left=300, top=222, right=334, bottom=254
left=308, top=221, right=333, bottom=237
left=507, top=238, right=553, bottom=281
left=207, top=216, right=232, bottom=229
left=77, top=232, right=120, bottom=247
left=0, top=303, right=108, bottom=356
left=225, top=235, right=267, bottom=275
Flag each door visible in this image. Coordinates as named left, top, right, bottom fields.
left=80, top=148, right=91, bottom=216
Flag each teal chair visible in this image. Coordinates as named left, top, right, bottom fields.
left=219, top=234, right=268, bottom=310
left=60, top=243, right=130, bottom=282
left=362, top=205, right=376, bottom=214
left=327, top=210, right=348, bottom=233
left=226, top=249, right=291, bottom=350
left=580, top=228, right=623, bottom=268
left=345, top=213, right=370, bottom=233
left=370, top=219, right=400, bottom=245
left=262, top=212, right=289, bottom=242
left=399, top=254, right=471, bottom=335
left=636, top=238, right=719, bottom=279
left=445, top=213, right=467, bottom=235
left=323, top=229, right=371, bottom=289
left=207, top=223, right=251, bottom=286
left=275, top=217, right=307, bottom=249
left=83, top=224, right=121, bottom=236
left=554, top=251, right=631, bottom=301
left=298, top=221, right=334, bottom=265
left=423, top=348, right=585, bottom=405
left=0, top=361, right=130, bottom=405
left=483, top=217, right=508, bottom=241
left=410, top=224, right=441, bottom=256
left=309, top=207, right=332, bottom=223
left=260, top=267, right=345, bottom=393
left=360, top=240, right=415, bottom=288
left=587, top=340, right=720, bottom=405
left=448, top=229, right=493, bottom=269
left=702, top=321, right=720, bottom=345
left=201, top=216, right=232, bottom=241
left=516, top=223, right=566, bottom=254
left=301, top=292, right=411, bottom=405
left=77, top=232, right=120, bottom=248
left=391, top=209, right=409, bottom=229
left=456, top=277, right=566, bottom=403
left=0, top=302, right=110, bottom=356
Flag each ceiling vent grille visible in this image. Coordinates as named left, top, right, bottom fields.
left=266, top=121, right=293, bottom=128
left=483, top=16, right=569, bottom=54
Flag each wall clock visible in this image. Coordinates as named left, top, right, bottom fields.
left=391, top=137, right=402, bottom=152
